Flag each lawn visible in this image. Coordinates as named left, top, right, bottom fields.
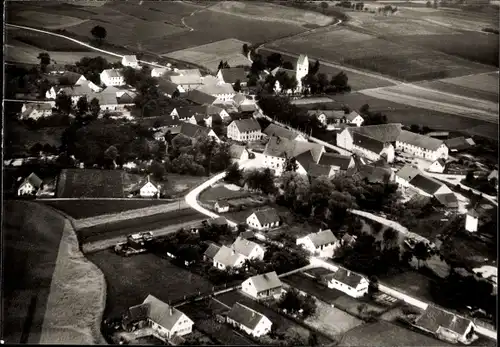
left=56, top=169, right=125, bottom=198
left=380, top=271, right=436, bottom=302
left=282, top=273, right=346, bottom=305
left=86, top=251, right=214, bottom=320
left=199, top=184, right=250, bottom=204
left=433, top=72, right=500, bottom=95
left=76, top=208, right=205, bottom=244
left=41, top=200, right=177, bottom=219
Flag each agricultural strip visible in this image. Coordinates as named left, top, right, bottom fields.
left=55, top=169, right=125, bottom=198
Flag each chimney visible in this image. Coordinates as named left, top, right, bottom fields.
left=347, top=271, right=351, bottom=276
left=252, top=311, right=255, bottom=318
left=169, top=307, right=173, bottom=316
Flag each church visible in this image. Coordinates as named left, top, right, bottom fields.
left=269, top=54, right=309, bottom=94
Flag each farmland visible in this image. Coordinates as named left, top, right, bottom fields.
left=415, top=79, right=499, bottom=103
left=7, top=27, right=92, bottom=51
left=165, top=39, right=252, bottom=73
left=7, top=10, right=88, bottom=30
left=199, top=184, right=250, bottom=204
left=56, top=169, right=125, bottom=198
left=86, top=251, right=214, bottom=319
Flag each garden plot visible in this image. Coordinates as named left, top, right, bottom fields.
left=56, top=169, right=125, bottom=198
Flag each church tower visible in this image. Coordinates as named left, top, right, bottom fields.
left=296, top=54, right=309, bottom=91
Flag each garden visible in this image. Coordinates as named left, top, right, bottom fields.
left=55, top=169, right=125, bottom=198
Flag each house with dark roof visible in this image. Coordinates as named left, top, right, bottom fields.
left=203, top=243, right=221, bottom=262
left=427, top=158, right=447, bottom=173
left=296, top=229, right=340, bottom=256
left=122, top=295, right=194, bottom=341
left=396, top=130, right=449, bottom=161
left=196, top=83, right=235, bottom=104
left=307, top=163, right=336, bottom=178
left=214, top=200, right=230, bottom=213
left=444, top=136, right=475, bottom=153
left=413, top=305, right=477, bottom=344
left=352, top=158, right=394, bottom=184
left=309, top=110, right=364, bottom=128
left=129, top=175, right=160, bottom=198
left=351, top=132, right=396, bottom=163
left=263, top=124, right=307, bottom=142
left=318, top=153, right=355, bottom=176
left=226, top=302, right=272, bottom=337
left=217, top=67, right=249, bottom=85
left=246, top=208, right=280, bottom=231
left=17, top=172, right=43, bottom=196
left=323, top=268, right=369, bottom=298
left=158, top=79, right=185, bottom=98
left=395, top=164, right=422, bottom=188
left=185, top=89, right=217, bottom=105
left=241, top=271, right=282, bottom=300
left=209, top=216, right=229, bottom=227
left=171, top=105, right=230, bottom=127
left=231, top=236, right=266, bottom=261
left=229, top=144, right=249, bottom=162
left=227, top=119, right=262, bottom=142
left=170, top=123, right=220, bottom=142
left=168, top=70, right=203, bottom=91
left=20, top=102, right=53, bottom=120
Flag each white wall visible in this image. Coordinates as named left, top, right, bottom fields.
left=465, top=214, right=478, bottom=232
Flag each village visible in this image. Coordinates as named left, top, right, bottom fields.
left=5, top=45, right=498, bottom=346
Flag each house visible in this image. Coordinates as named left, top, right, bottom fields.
left=317, top=153, right=355, bottom=176
left=396, top=130, right=449, bottom=161
left=465, top=209, right=479, bottom=232
left=214, top=200, right=230, bottom=213
left=263, top=124, right=307, bottom=142
left=130, top=175, right=160, bottom=198
left=122, top=55, right=139, bottom=69
left=170, top=123, right=220, bottom=143
left=217, top=68, right=249, bottom=86
left=168, top=70, right=203, bottom=91
left=229, top=144, right=249, bottom=162
left=413, top=305, right=477, bottom=344
left=309, top=110, right=364, bottom=128
left=323, top=268, right=369, bottom=298
left=246, top=208, right=280, bottom=231
left=351, top=132, right=395, bottom=164
left=57, top=81, right=101, bottom=103
left=427, top=158, right=447, bottom=173
left=444, top=136, right=475, bottom=152
left=307, top=163, right=336, bottom=178
left=352, top=161, right=394, bottom=184
left=296, top=229, right=340, bottom=255
left=172, top=106, right=230, bottom=125
left=88, top=87, right=136, bottom=112
left=226, top=303, right=272, bottom=337
left=196, top=83, right=235, bottom=103
left=185, top=89, right=217, bottom=106
left=341, top=233, right=357, bottom=247
left=20, top=102, right=53, bottom=120
left=203, top=243, right=221, bottom=262
left=151, top=67, right=169, bottom=77
left=122, top=294, right=194, bottom=341
left=231, top=236, right=266, bottom=261
left=241, top=271, right=282, bottom=300
left=262, top=136, right=325, bottom=176
left=100, top=69, right=125, bottom=86
left=337, top=123, right=402, bottom=153
left=17, top=172, right=43, bottom=196
left=394, top=164, right=421, bottom=188
left=227, top=119, right=262, bottom=142
left=212, top=245, right=246, bottom=270
left=158, top=79, right=185, bottom=98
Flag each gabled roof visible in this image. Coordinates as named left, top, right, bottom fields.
left=308, top=163, right=333, bottom=178
left=264, top=136, right=323, bottom=163
left=396, top=164, right=421, bottom=182
left=318, top=153, right=352, bottom=170
left=239, top=104, right=257, bottom=113
left=342, top=233, right=356, bottom=244
left=232, top=93, right=247, bottom=106
left=124, top=303, right=150, bottom=325
left=22, top=103, right=53, bottom=117
left=210, top=216, right=228, bottom=226
left=227, top=303, right=268, bottom=330
left=488, top=170, right=498, bottom=180
left=444, top=136, right=474, bottom=151
left=297, top=54, right=308, bottom=66
left=323, top=268, right=365, bottom=288
left=219, top=68, right=249, bottom=84
left=197, top=83, right=235, bottom=96
left=229, top=144, right=247, bottom=159
left=354, top=163, right=392, bottom=184
left=352, top=132, right=385, bottom=153
left=308, top=109, right=346, bottom=120
left=232, top=237, right=263, bottom=258
left=213, top=245, right=245, bottom=267
left=396, top=130, right=444, bottom=151
left=204, top=243, right=221, bottom=260
left=176, top=69, right=202, bottom=77
left=21, top=172, right=43, bottom=188
left=169, top=74, right=203, bottom=86
left=434, top=158, right=446, bottom=167
left=231, top=118, right=261, bottom=133
left=409, top=174, right=445, bottom=195
left=414, top=305, right=473, bottom=336
left=173, top=122, right=211, bottom=139
left=185, top=89, right=217, bottom=105
left=123, top=55, right=138, bottom=64
left=130, top=175, right=159, bottom=193
left=101, top=69, right=123, bottom=78
left=142, top=295, right=189, bottom=330
left=263, top=124, right=302, bottom=141
left=152, top=67, right=168, bottom=76
left=59, top=82, right=95, bottom=96
left=345, top=111, right=362, bottom=122
left=247, top=271, right=282, bottom=292
left=56, top=71, right=85, bottom=85
left=215, top=200, right=230, bottom=208
left=305, top=229, right=338, bottom=248
left=434, top=193, right=458, bottom=209
left=348, top=123, right=403, bottom=143
left=158, top=79, right=180, bottom=95
left=295, top=150, right=316, bottom=171
left=251, top=208, right=280, bottom=226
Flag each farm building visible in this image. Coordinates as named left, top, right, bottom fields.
left=308, top=110, right=364, bottom=129
left=241, top=271, right=282, bottom=300
left=55, top=81, right=102, bottom=103
left=169, top=123, right=220, bottom=143
left=196, top=83, right=235, bottom=103
left=262, top=136, right=325, bottom=176
left=395, top=130, right=449, bottom=161
left=427, top=158, right=447, bottom=173
left=444, top=136, right=475, bottom=153
left=394, top=164, right=421, bottom=188
left=168, top=69, right=203, bottom=91
left=226, top=302, right=272, bottom=337
left=122, top=295, right=194, bottom=342
left=246, top=208, right=280, bottom=231
left=317, top=153, right=355, bottom=176
left=341, top=233, right=357, bottom=247
left=465, top=204, right=494, bottom=232
left=151, top=67, right=170, bottom=77
left=129, top=175, right=160, bottom=198
left=352, top=161, right=394, bottom=184
left=413, top=305, right=477, bottom=344
left=158, top=79, right=185, bottom=98
left=322, top=268, right=369, bottom=298
left=185, top=89, right=217, bottom=106
left=296, top=229, right=340, bottom=256
left=203, top=243, right=221, bottom=262
left=231, top=236, right=266, bottom=261
left=20, top=102, right=53, bottom=120
left=263, top=124, right=307, bottom=142
left=229, top=144, right=250, bottom=162
left=214, top=200, right=230, bottom=213
left=227, top=119, right=262, bottom=142
left=171, top=105, right=229, bottom=127
left=217, top=67, right=249, bottom=86
left=122, top=55, right=139, bottom=69
left=91, top=87, right=136, bottom=111
left=352, top=132, right=395, bottom=164
left=17, top=172, right=43, bottom=196
left=100, top=69, right=125, bottom=87
left=212, top=245, right=246, bottom=270
left=307, top=163, right=336, bottom=179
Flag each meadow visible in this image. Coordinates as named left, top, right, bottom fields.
left=56, top=169, right=125, bottom=198
left=415, top=79, right=499, bottom=103
left=8, top=27, right=92, bottom=51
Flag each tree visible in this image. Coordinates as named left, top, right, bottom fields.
left=266, top=53, right=283, bottom=71
left=55, top=92, right=73, bottom=115
left=309, top=60, right=320, bottom=76
left=223, top=61, right=230, bottom=68
left=330, top=71, right=350, bottom=92
left=284, top=156, right=299, bottom=172
left=89, top=97, right=100, bottom=120
left=149, top=160, right=166, bottom=181
left=368, top=275, right=379, bottom=297
left=242, top=43, right=249, bottom=56
left=308, top=332, right=319, bottom=347
left=37, top=53, right=51, bottom=72
left=317, top=73, right=329, bottom=93
left=225, top=163, right=243, bottom=185
left=90, top=25, right=107, bottom=44
left=465, top=170, right=475, bottom=183
left=250, top=54, right=266, bottom=75
left=320, top=1, right=329, bottom=12
left=360, top=103, right=370, bottom=115
left=382, top=228, right=398, bottom=248
left=413, top=241, right=430, bottom=269
left=278, top=288, right=316, bottom=318
left=218, top=60, right=224, bottom=71
left=76, top=96, right=89, bottom=116
left=30, top=143, right=43, bottom=156
left=410, top=124, right=421, bottom=133
left=234, top=79, right=242, bottom=92
left=426, top=0, right=432, bottom=7
left=282, top=61, right=294, bottom=70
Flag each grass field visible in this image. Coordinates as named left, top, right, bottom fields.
left=165, top=39, right=252, bottom=73
left=7, top=28, right=92, bottom=51
left=56, top=169, right=125, bottom=198
left=8, top=10, right=88, bottom=29
left=415, top=79, right=499, bottom=103
left=380, top=271, right=435, bottom=302
left=77, top=208, right=205, bottom=244
left=86, top=251, right=214, bottom=319
left=199, top=184, right=250, bottom=204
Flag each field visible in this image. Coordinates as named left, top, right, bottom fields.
left=86, top=251, right=214, bottom=319
left=199, top=184, right=250, bottom=204
left=7, top=28, right=92, bottom=52
left=266, top=27, right=494, bottom=81
left=415, top=79, right=499, bottom=103
left=56, top=169, right=125, bottom=198
left=8, top=10, right=88, bottom=29
left=380, top=271, right=435, bottom=302
left=76, top=208, right=205, bottom=244
left=165, top=39, right=252, bottom=73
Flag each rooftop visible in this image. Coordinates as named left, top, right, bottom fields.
left=213, top=245, right=245, bottom=267
left=219, top=67, right=249, bottom=84
left=397, top=130, right=444, bottom=151
left=323, top=268, right=365, bottom=288
left=263, top=136, right=323, bottom=163
left=306, top=229, right=338, bottom=248
left=414, top=305, right=473, bottom=336
left=197, top=83, right=235, bottom=96
left=263, top=124, right=302, bottom=141
left=232, top=118, right=261, bottom=133
left=251, top=208, right=280, bottom=226
left=232, top=236, right=263, bottom=258
left=318, top=153, right=352, bottom=170
left=185, top=89, right=217, bottom=105
left=352, top=132, right=385, bottom=153
left=409, top=174, right=445, bottom=195
left=247, top=271, right=282, bottom=292
left=396, top=164, right=421, bottom=182
left=348, top=123, right=403, bottom=143
left=227, top=302, right=267, bottom=330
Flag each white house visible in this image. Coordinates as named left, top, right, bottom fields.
left=151, top=67, right=169, bottom=77
left=394, top=164, right=422, bottom=188
left=296, top=229, right=340, bottom=256
left=396, top=130, right=449, bottom=161
left=414, top=306, right=477, bottom=345
left=227, top=119, right=262, bottom=142
left=20, top=103, right=53, bottom=120
left=351, top=132, right=395, bottom=164
left=122, top=55, right=139, bottom=69
left=214, top=200, right=230, bottom=213
left=170, top=123, right=221, bottom=143
left=241, top=271, right=282, bottom=300
left=337, top=123, right=402, bottom=151
left=263, top=124, right=307, bottom=142
left=213, top=245, right=246, bottom=270
left=100, top=69, right=125, bottom=86
left=231, top=236, right=266, bottom=261
left=309, top=110, right=364, bottom=129
left=168, top=69, right=203, bottom=91
left=122, top=295, right=194, bottom=342
left=17, top=172, right=43, bottom=196
left=427, top=158, right=446, bottom=173
left=130, top=175, right=160, bottom=198
left=246, top=208, right=280, bottom=231
left=316, top=153, right=355, bottom=176
left=226, top=303, right=272, bottom=337
left=465, top=209, right=479, bottom=232
left=229, top=144, right=250, bottom=162
left=323, top=268, right=369, bottom=298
